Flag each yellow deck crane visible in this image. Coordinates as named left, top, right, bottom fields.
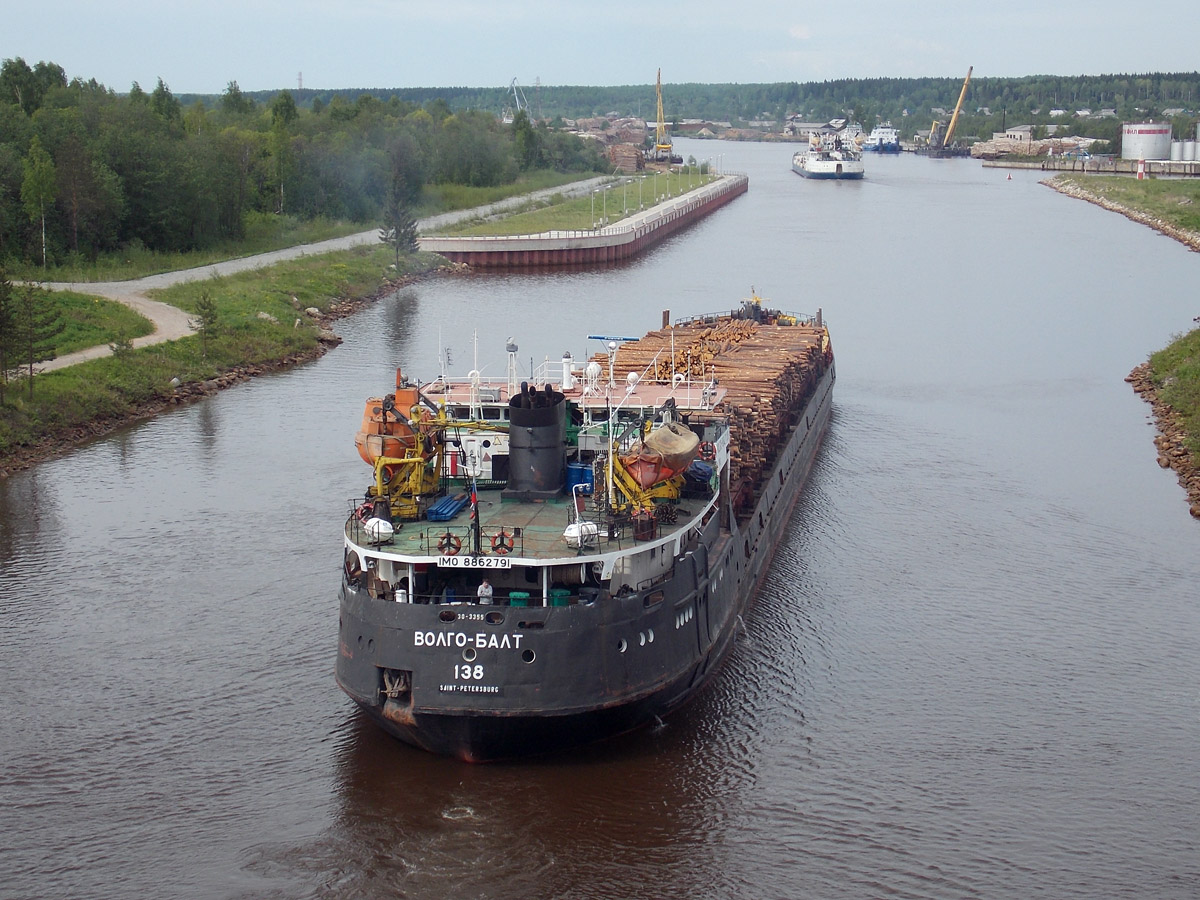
left=652, top=69, right=675, bottom=162
left=928, top=66, right=972, bottom=157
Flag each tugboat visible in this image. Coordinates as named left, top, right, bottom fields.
left=336, top=294, right=835, bottom=760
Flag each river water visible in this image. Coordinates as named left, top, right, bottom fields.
left=2, top=140, right=1198, bottom=900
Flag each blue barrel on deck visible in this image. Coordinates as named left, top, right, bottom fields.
left=566, top=461, right=594, bottom=495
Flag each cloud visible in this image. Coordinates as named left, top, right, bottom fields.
left=788, top=24, right=812, bottom=40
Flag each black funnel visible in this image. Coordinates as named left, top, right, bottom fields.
left=502, top=383, right=566, bottom=501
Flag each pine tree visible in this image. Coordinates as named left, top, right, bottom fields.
left=379, top=174, right=418, bottom=269
left=16, top=284, right=63, bottom=398
left=190, top=291, right=219, bottom=357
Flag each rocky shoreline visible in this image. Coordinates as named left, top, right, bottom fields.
left=1126, top=364, right=1200, bottom=518
left=1047, top=178, right=1200, bottom=519
left=1044, top=177, right=1200, bottom=253
left=0, top=264, right=468, bottom=480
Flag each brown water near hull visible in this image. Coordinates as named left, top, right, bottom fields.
left=2, top=142, right=1199, bottom=900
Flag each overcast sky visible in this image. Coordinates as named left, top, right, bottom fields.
left=6, top=1, right=1199, bottom=95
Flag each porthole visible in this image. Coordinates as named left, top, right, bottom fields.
left=485, top=611, right=505, bottom=625
left=439, top=610, right=457, bottom=623
left=463, top=647, right=477, bottom=662
left=367, top=639, right=374, bottom=652
left=357, top=635, right=363, bottom=647
left=639, top=632, right=646, bottom=647
left=617, top=638, right=628, bottom=653
left=648, top=628, right=655, bottom=643
left=522, top=649, right=536, bottom=664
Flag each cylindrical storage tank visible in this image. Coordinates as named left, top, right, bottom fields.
left=566, top=460, right=594, bottom=495
left=501, top=384, right=566, bottom=501
left=1184, top=141, right=1197, bottom=162
left=1170, top=141, right=1184, bottom=161
left=1122, top=122, right=1173, bottom=160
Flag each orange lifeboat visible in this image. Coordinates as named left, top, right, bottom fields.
left=353, top=371, right=424, bottom=466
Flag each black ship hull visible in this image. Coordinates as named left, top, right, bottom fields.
left=335, top=362, right=835, bottom=761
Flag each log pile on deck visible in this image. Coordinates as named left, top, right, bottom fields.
left=596, top=318, right=826, bottom=501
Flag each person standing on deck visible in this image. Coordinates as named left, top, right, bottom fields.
left=477, top=578, right=493, bottom=604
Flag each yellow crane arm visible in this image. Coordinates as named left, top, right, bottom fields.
left=943, top=66, right=973, bottom=147
left=655, top=68, right=670, bottom=151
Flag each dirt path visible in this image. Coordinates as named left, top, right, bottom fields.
left=36, top=179, right=612, bottom=372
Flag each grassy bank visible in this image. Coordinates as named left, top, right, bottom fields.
left=0, top=245, right=445, bottom=465
left=50, top=290, right=154, bottom=355
left=1147, top=325, right=1200, bottom=459
left=1052, top=174, right=1200, bottom=236
left=437, top=169, right=715, bottom=236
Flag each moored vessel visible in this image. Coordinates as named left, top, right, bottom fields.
left=792, top=132, right=865, bottom=179
left=863, top=122, right=901, bottom=152
left=336, top=294, right=835, bottom=761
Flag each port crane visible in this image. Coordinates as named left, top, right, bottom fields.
left=651, top=69, right=677, bottom=162
left=928, top=66, right=972, bottom=157
left=501, top=77, right=529, bottom=125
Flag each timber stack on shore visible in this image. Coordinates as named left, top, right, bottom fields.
left=598, top=317, right=826, bottom=506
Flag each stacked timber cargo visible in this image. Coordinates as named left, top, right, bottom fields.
left=597, top=313, right=827, bottom=504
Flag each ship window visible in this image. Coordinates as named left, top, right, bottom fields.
left=463, top=647, right=477, bottom=662
left=452, top=406, right=468, bottom=419
left=482, top=408, right=502, bottom=421
left=485, top=611, right=505, bottom=625
left=639, top=632, right=646, bottom=647
left=647, top=628, right=655, bottom=643
left=522, top=649, right=536, bottom=663
left=617, top=638, right=628, bottom=653
left=439, top=610, right=457, bottom=623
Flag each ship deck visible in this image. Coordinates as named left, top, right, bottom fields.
left=346, top=483, right=711, bottom=565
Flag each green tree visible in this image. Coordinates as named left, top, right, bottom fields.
left=150, top=77, right=182, bottom=129
left=191, top=291, right=219, bottom=357
left=0, top=268, right=15, bottom=403
left=268, top=122, right=294, bottom=214
left=270, top=90, right=298, bottom=128
left=1, top=58, right=66, bottom=116
left=379, top=174, right=418, bottom=267
left=512, top=109, right=543, bottom=171
left=21, top=135, right=56, bottom=268
left=221, top=80, right=255, bottom=116
left=15, top=283, right=62, bottom=397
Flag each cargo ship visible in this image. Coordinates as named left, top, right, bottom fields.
left=791, top=131, right=865, bottom=179
left=336, top=295, right=835, bottom=761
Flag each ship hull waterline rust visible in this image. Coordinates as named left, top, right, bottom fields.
left=336, top=298, right=835, bottom=761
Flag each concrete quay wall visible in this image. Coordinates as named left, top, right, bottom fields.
left=983, top=158, right=1200, bottom=177
left=419, top=175, right=749, bottom=268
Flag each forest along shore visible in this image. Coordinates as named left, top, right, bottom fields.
left=1045, top=176, right=1200, bottom=519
